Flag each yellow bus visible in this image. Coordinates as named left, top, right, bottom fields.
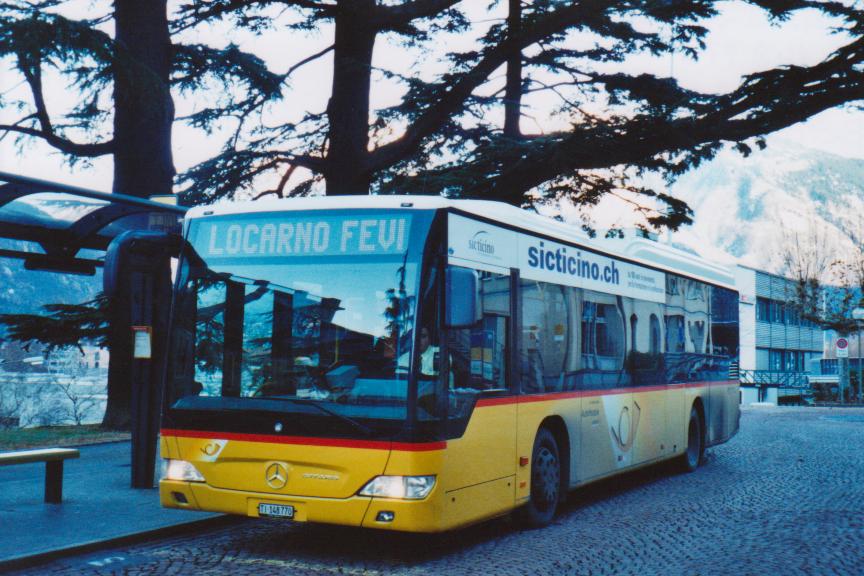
left=160, top=197, right=739, bottom=532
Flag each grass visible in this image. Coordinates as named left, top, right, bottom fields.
left=0, top=424, right=130, bottom=451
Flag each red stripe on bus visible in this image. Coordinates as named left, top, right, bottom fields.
left=160, top=429, right=446, bottom=451
left=391, top=441, right=447, bottom=451
left=475, top=396, right=520, bottom=407
left=475, top=380, right=738, bottom=407
left=163, top=380, right=737, bottom=440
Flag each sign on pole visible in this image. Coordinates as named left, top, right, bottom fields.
left=837, top=337, right=849, bottom=358
left=132, top=326, right=153, bottom=359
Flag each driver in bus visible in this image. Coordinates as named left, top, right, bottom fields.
left=397, top=327, right=454, bottom=387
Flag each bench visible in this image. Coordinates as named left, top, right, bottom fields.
left=0, top=448, right=80, bottom=503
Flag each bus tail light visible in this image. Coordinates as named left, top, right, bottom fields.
left=161, top=459, right=205, bottom=482
left=358, top=475, right=436, bottom=500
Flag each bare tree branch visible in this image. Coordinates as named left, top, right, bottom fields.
left=252, top=163, right=297, bottom=199
left=0, top=124, right=115, bottom=157
left=286, top=44, right=334, bottom=78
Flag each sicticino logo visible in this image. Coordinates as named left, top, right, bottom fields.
left=468, top=231, right=495, bottom=256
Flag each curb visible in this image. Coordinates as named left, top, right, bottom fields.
left=811, top=403, right=864, bottom=408
left=0, top=515, right=244, bottom=573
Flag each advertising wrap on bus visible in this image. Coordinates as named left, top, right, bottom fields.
left=447, top=214, right=666, bottom=303
left=191, top=214, right=413, bottom=260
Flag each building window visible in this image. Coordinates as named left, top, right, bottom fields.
left=757, top=297, right=805, bottom=326
left=770, top=301, right=783, bottom=324
left=768, top=349, right=807, bottom=372
left=757, top=298, right=770, bottom=322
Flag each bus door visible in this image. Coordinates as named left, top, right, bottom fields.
left=516, top=279, right=582, bottom=490
left=578, top=292, right=635, bottom=480
left=440, top=269, right=516, bottom=524
left=579, top=391, right=635, bottom=480
left=627, top=306, right=669, bottom=466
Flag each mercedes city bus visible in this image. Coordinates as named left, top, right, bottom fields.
left=159, top=196, right=739, bottom=532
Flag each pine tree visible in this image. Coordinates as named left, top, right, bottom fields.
left=0, top=296, right=109, bottom=352
left=377, top=0, right=864, bottom=232
left=0, top=0, right=282, bottom=428
left=176, top=0, right=469, bottom=202
left=178, top=0, right=864, bottom=235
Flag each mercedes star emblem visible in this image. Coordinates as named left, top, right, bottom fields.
left=265, top=462, right=289, bottom=489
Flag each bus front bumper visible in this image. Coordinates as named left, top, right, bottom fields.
left=160, top=480, right=445, bottom=533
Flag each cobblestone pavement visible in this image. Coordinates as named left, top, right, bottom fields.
left=12, top=407, right=864, bottom=576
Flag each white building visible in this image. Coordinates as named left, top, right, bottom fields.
left=734, top=266, right=823, bottom=404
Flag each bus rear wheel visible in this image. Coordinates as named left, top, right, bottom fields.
left=680, top=406, right=704, bottom=473
left=518, top=428, right=561, bottom=528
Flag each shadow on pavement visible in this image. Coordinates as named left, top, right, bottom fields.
left=242, top=456, right=690, bottom=566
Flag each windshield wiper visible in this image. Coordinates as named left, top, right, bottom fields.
left=291, top=398, right=373, bottom=437
left=273, top=397, right=373, bottom=437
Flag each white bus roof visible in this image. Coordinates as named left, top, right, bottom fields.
left=186, top=195, right=736, bottom=290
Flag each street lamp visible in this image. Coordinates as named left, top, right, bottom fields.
left=853, top=307, right=864, bottom=404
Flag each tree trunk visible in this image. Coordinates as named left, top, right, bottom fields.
left=325, top=0, right=376, bottom=196
left=497, top=0, right=525, bottom=207
left=503, top=0, right=523, bottom=138
left=103, top=278, right=132, bottom=430
left=103, top=0, right=175, bottom=429
left=112, top=0, right=175, bottom=200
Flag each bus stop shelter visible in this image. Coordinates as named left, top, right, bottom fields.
left=0, top=171, right=184, bottom=269
left=0, top=171, right=186, bottom=487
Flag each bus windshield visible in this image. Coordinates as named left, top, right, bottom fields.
left=165, top=210, right=435, bottom=434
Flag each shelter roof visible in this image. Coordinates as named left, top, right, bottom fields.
left=0, top=171, right=185, bottom=275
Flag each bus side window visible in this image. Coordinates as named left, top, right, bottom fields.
left=579, top=291, right=626, bottom=390
left=520, top=280, right=570, bottom=393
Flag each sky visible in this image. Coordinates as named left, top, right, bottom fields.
left=0, top=0, right=862, bottom=195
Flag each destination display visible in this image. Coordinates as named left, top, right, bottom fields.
left=192, top=214, right=412, bottom=259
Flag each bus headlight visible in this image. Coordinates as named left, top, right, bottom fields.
left=358, top=475, right=436, bottom=500
left=161, top=459, right=205, bottom=482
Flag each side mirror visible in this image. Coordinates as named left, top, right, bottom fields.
left=445, top=266, right=481, bottom=328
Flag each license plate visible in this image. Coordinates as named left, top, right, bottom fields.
left=258, top=503, right=295, bottom=519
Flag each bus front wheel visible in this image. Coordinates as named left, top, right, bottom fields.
left=680, top=406, right=704, bottom=472
left=518, top=428, right=561, bottom=528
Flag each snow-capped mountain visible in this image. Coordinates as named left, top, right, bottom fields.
left=667, top=141, right=864, bottom=275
